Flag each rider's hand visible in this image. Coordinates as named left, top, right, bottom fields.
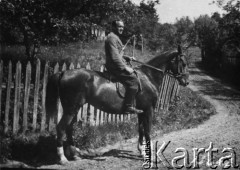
left=123, top=55, right=132, bottom=62
left=125, top=67, right=134, bottom=74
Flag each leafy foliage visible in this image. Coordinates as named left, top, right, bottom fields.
left=193, top=0, right=240, bottom=86
left=0, top=0, right=161, bottom=58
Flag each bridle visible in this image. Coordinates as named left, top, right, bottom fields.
left=165, top=54, right=188, bottom=79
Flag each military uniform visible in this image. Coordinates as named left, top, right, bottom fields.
left=105, top=32, right=141, bottom=113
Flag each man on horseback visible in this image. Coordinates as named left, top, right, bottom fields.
left=105, top=18, right=143, bottom=114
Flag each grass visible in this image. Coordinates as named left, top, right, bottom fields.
left=153, top=87, right=215, bottom=134
left=0, top=42, right=216, bottom=166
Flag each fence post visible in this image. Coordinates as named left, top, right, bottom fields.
left=102, top=111, right=107, bottom=124
left=127, top=114, right=131, bottom=122
left=77, top=107, right=82, bottom=122
left=89, top=107, right=94, bottom=125
left=171, top=79, right=179, bottom=102
left=69, top=62, right=74, bottom=70
left=160, top=74, right=170, bottom=109
left=164, top=76, right=175, bottom=110
left=99, top=110, right=103, bottom=125
left=158, top=75, right=167, bottom=110
left=77, top=63, right=81, bottom=69
left=158, top=74, right=167, bottom=110
left=62, top=63, right=67, bottom=71
left=41, top=62, right=48, bottom=132
left=94, top=108, right=99, bottom=126
left=13, top=61, right=22, bottom=134
left=111, top=114, right=114, bottom=123
left=163, top=75, right=172, bottom=110
left=120, top=114, right=123, bottom=122
left=113, top=114, right=116, bottom=123
left=133, top=35, right=136, bottom=57
left=33, top=59, right=41, bottom=131
left=81, top=103, right=88, bottom=125
left=81, top=60, right=87, bottom=124
left=176, top=83, right=180, bottom=97
left=23, top=62, right=31, bottom=133
left=141, top=34, right=143, bottom=54
left=76, top=62, right=82, bottom=122
left=106, top=112, right=108, bottom=123
left=4, top=61, right=12, bottom=133
left=123, top=114, right=127, bottom=122
left=0, top=60, right=3, bottom=123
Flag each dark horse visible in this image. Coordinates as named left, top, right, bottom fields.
left=46, top=46, right=189, bottom=164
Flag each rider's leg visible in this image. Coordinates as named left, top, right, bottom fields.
left=111, top=70, right=143, bottom=114
left=123, top=76, right=143, bottom=114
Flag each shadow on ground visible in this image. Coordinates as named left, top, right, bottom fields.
left=12, top=136, right=57, bottom=167
left=101, top=149, right=142, bottom=161
left=1, top=134, right=58, bottom=167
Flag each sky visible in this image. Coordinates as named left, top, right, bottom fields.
left=131, top=0, right=225, bottom=23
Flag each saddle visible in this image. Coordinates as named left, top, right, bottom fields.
left=101, top=69, right=142, bottom=98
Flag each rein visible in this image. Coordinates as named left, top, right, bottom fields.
left=132, top=59, right=183, bottom=78
left=132, top=59, right=164, bottom=73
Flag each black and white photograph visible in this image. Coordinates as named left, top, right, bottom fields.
left=0, top=0, right=239, bottom=169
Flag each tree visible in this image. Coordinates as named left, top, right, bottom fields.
left=194, top=15, right=219, bottom=63
left=213, top=0, right=240, bottom=48
left=174, top=17, right=195, bottom=49
left=0, top=0, right=92, bottom=58
left=0, top=0, right=53, bottom=58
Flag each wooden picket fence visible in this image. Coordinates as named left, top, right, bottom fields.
left=155, top=74, right=180, bottom=112
left=0, top=59, right=179, bottom=134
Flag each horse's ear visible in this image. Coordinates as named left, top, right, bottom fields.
left=178, top=45, right=182, bottom=55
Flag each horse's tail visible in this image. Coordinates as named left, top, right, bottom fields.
left=46, top=72, right=62, bottom=120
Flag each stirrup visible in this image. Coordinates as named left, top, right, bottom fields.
left=124, top=107, right=143, bottom=114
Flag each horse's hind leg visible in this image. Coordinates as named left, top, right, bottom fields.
left=137, top=114, right=144, bottom=155
left=143, top=107, right=153, bottom=159
left=56, top=113, right=75, bottom=165
left=65, top=114, right=81, bottom=161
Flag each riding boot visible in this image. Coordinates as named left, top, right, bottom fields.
left=123, top=91, right=143, bottom=114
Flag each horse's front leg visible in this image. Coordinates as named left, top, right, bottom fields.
left=137, top=114, right=145, bottom=156
left=56, top=113, right=75, bottom=165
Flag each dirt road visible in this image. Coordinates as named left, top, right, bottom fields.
left=37, top=66, right=240, bottom=170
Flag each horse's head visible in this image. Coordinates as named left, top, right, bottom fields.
left=144, top=46, right=189, bottom=86
left=167, top=53, right=189, bottom=86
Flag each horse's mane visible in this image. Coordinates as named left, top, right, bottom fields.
left=147, top=50, right=178, bottom=68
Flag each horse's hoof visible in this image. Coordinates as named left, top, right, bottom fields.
left=72, top=155, right=81, bottom=161
left=59, top=159, right=69, bottom=165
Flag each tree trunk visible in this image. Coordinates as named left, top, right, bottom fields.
left=201, top=43, right=206, bottom=63
left=23, top=31, right=32, bottom=60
